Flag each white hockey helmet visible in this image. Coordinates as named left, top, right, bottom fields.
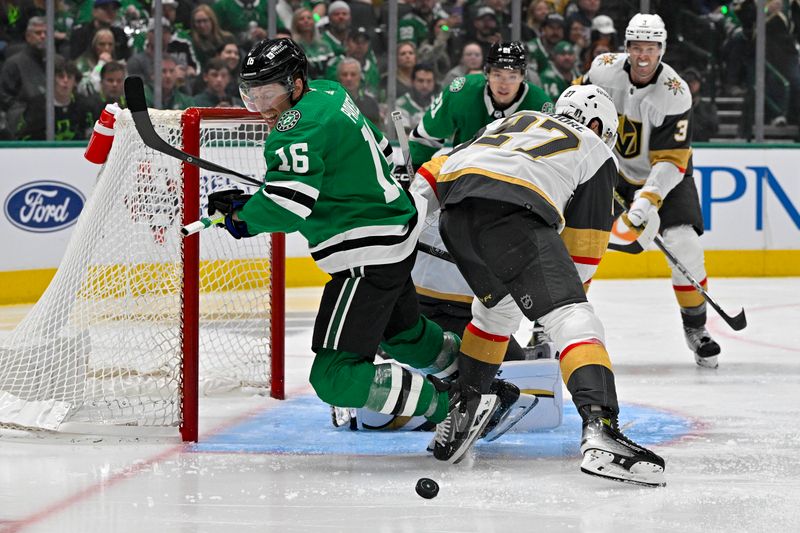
left=625, top=13, right=667, bottom=59
left=555, top=85, right=618, bottom=148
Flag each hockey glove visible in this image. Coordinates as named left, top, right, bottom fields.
left=610, top=209, right=660, bottom=253
left=207, top=188, right=252, bottom=217
left=221, top=213, right=252, bottom=239
left=625, top=189, right=662, bottom=227
left=207, top=188, right=253, bottom=239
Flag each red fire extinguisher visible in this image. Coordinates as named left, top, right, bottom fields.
left=84, top=103, right=121, bottom=164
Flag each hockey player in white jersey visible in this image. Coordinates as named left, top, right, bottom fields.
left=577, top=13, right=722, bottom=368
left=412, top=85, right=666, bottom=486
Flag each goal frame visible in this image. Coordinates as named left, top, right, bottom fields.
left=180, top=108, right=285, bottom=442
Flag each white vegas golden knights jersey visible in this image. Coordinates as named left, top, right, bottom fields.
left=580, top=53, right=693, bottom=185
left=412, top=218, right=474, bottom=303
left=417, top=109, right=619, bottom=287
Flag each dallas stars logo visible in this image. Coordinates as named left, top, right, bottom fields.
left=275, top=110, right=301, bottom=132
left=449, top=77, right=466, bottom=92
left=664, top=77, right=684, bottom=95
left=597, top=53, right=617, bottom=65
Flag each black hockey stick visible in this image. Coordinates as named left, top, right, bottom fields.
left=417, top=241, right=454, bottom=263
left=613, top=190, right=747, bottom=331
left=124, top=76, right=262, bottom=188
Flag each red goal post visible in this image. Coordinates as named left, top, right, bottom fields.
left=181, top=108, right=285, bottom=441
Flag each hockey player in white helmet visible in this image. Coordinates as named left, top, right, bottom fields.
left=408, top=84, right=666, bottom=486
left=577, top=13, right=722, bottom=369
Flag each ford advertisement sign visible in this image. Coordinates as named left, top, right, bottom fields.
left=4, top=181, right=85, bottom=233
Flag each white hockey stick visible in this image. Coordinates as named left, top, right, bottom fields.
left=180, top=215, right=225, bottom=236
left=390, top=110, right=415, bottom=179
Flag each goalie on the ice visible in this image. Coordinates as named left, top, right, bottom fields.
left=406, top=86, right=666, bottom=486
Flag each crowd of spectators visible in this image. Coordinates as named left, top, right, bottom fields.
left=1, top=0, right=799, bottom=141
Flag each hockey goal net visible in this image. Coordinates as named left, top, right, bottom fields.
left=0, top=108, right=284, bottom=441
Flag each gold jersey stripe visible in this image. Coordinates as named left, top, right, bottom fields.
left=415, top=285, right=474, bottom=304
left=421, top=155, right=449, bottom=179
left=461, top=328, right=508, bottom=365
left=560, top=343, right=612, bottom=383
left=437, top=167, right=565, bottom=225
left=561, top=227, right=610, bottom=260
left=650, top=147, right=692, bottom=171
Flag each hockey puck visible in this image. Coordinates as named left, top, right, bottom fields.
left=415, top=477, right=439, bottom=499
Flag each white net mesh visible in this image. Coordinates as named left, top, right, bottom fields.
left=0, top=109, right=278, bottom=436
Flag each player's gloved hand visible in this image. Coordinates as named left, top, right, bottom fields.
left=625, top=190, right=661, bottom=227
left=207, top=188, right=254, bottom=239
left=220, top=213, right=252, bottom=239
left=207, top=188, right=251, bottom=217
left=619, top=209, right=660, bottom=252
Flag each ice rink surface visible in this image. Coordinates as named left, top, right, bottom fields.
left=1, top=277, right=799, bottom=533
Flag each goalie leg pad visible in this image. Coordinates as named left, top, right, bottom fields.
left=496, top=359, right=563, bottom=432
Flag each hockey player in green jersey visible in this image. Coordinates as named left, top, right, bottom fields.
left=407, top=41, right=552, bottom=365
left=408, top=41, right=551, bottom=168
left=210, top=39, right=481, bottom=432
left=578, top=13, right=723, bottom=369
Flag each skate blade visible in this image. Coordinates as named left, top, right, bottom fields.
left=580, top=449, right=666, bottom=488
left=483, top=394, right=539, bottom=442
left=447, top=394, right=498, bottom=465
left=694, top=354, right=719, bottom=369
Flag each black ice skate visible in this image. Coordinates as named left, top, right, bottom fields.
left=428, top=376, right=497, bottom=464
left=579, top=407, right=666, bottom=488
left=683, top=326, right=721, bottom=369
left=480, top=379, right=538, bottom=442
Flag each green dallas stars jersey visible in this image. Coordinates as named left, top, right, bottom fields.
left=408, top=73, right=551, bottom=167
left=238, top=79, right=424, bottom=274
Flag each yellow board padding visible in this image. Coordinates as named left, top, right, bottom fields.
left=560, top=342, right=613, bottom=384
left=594, top=249, right=800, bottom=278
left=0, top=257, right=330, bottom=305
left=2, top=251, right=799, bottom=305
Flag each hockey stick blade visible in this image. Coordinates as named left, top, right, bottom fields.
left=708, top=299, right=747, bottom=331
left=124, top=76, right=262, bottom=188
left=653, top=237, right=747, bottom=331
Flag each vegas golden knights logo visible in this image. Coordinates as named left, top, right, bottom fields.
left=615, top=115, right=643, bottom=158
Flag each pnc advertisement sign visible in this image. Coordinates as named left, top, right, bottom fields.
left=692, top=149, right=800, bottom=250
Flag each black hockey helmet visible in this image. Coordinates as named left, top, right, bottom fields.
left=485, top=41, right=528, bottom=74
left=239, top=38, right=308, bottom=93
